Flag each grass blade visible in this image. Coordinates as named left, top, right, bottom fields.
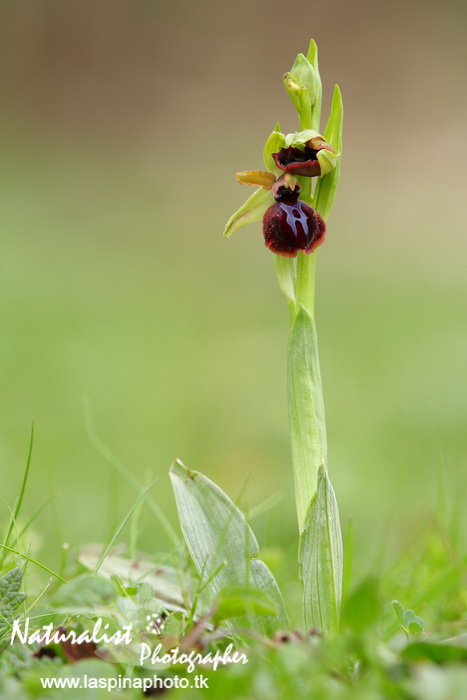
left=0, top=545, right=66, bottom=584
left=84, top=403, right=178, bottom=545
left=3, top=424, right=35, bottom=556
left=94, top=480, right=157, bottom=573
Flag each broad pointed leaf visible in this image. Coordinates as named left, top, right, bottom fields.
left=169, top=460, right=287, bottom=634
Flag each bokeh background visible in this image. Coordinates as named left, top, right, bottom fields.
left=0, top=0, right=466, bottom=575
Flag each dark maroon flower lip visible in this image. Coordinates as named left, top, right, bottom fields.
left=262, top=180, right=326, bottom=258
left=272, top=144, right=333, bottom=178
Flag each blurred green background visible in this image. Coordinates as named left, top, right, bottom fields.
left=0, top=0, right=465, bottom=574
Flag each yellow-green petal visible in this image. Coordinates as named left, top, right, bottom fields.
left=236, top=170, right=276, bottom=189
left=317, top=148, right=339, bottom=177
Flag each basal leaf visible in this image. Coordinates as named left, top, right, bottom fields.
left=51, top=574, right=116, bottom=609
left=78, top=552, right=188, bottom=610
left=299, top=465, right=343, bottom=637
left=169, top=460, right=287, bottom=634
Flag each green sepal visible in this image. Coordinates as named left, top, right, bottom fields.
left=314, top=85, right=343, bottom=220
left=223, top=187, right=272, bottom=239
left=299, top=465, right=343, bottom=637
left=263, top=123, right=285, bottom=173
left=284, top=129, right=323, bottom=148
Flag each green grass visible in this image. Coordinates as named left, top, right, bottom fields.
left=0, top=425, right=466, bottom=698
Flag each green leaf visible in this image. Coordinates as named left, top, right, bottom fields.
left=0, top=568, right=26, bottom=624
left=392, top=600, right=425, bottom=636
left=169, top=460, right=287, bottom=634
left=404, top=609, right=424, bottom=635
left=314, top=84, right=343, bottom=221
left=343, top=577, right=381, bottom=633
left=51, top=574, right=116, bottom=609
left=223, top=187, right=271, bottom=239
left=392, top=600, right=405, bottom=627
left=212, top=585, right=277, bottom=625
left=78, top=552, right=188, bottom=610
left=299, top=465, right=343, bottom=637
left=274, top=256, right=296, bottom=306
left=161, top=611, right=185, bottom=639
left=288, top=307, right=327, bottom=530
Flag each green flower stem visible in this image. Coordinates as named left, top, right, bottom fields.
left=294, top=173, right=317, bottom=317
left=295, top=252, right=317, bottom=316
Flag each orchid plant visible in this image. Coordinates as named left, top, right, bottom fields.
left=170, top=40, right=344, bottom=637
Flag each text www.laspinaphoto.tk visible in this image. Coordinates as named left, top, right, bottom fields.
left=40, top=674, right=209, bottom=692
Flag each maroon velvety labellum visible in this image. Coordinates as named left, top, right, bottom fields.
left=262, top=185, right=326, bottom=258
